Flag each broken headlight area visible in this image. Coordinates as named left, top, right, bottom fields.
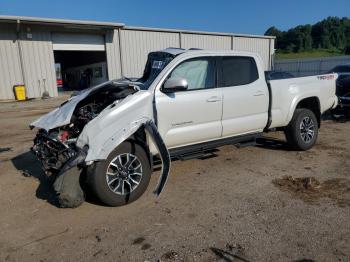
left=32, top=84, right=139, bottom=175
left=32, top=129, right=78, bottom=175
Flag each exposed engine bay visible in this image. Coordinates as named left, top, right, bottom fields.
left=30, top=49, right=177, bottom=208
left=31, top=50, right=176, bottom=175
left=32, top=83, right=138, bottom=174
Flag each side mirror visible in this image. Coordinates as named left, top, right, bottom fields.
left=162, top=78, right=188, bottom=93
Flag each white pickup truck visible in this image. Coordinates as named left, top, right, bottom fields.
left=31, top=48, right=338, bottom=208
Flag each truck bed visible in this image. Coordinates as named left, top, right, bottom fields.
left=268, top=74, right=338, bottom=129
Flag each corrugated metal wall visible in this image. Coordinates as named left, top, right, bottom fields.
left=19, top=25, right=57, bottom=98
left=232, top=37, right=272, bottom=70
left=119, top=29, right=180, bottom=77
left=275, top=55, right=350, bottom=77
left=0, top=22, right=274, bottom=99
left=105, top=29, right=122, bottom=80
left=181, top=33, right=231, bottom=50
left=118, top=29, right=273, bottom=77
left=0, top=24, right=23, bottom=100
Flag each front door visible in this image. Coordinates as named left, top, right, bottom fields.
left=155, top=57, right=223, bottom=148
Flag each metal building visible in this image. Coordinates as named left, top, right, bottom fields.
left=0, top=15, right=275, bottom=100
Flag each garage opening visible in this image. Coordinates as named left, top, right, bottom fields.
left=54, top=50, right=107, bottom=91
left=52, top=33, right=108, bottom=91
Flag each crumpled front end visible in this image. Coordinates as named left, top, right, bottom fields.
left=31, top=80, right=139, bottom=174
left=30, top=81, right=171, bottom=207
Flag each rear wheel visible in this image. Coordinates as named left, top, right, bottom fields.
left=87, top=141, right=151, bottom=206
left=284, top=109, right=318, bottom=150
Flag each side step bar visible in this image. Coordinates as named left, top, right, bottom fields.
left=169, top=133, right=262, bottom=160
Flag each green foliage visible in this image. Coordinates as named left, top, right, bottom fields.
left=275, top=49, right=344, bottom=59
left=265, top=17, right=350, bottom=55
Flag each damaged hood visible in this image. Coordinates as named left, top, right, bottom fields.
left=30, top=79, right=137, bottom=131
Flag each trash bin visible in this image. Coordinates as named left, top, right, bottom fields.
left=13, top=85, right=26, bottom=101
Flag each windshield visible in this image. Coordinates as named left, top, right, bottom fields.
left=134, top=52, right=175, bottom=90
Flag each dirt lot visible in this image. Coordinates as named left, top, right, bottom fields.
left=0, top=97, right=349, bottom=262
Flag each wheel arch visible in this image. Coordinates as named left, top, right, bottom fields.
left=295, top=96, right=321, bottom=127
left=287, top=96, right=321, bottom=128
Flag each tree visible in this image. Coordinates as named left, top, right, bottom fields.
left=265, top=26, right=285, bottom=50
left=265, top=16, right=350, bottom=53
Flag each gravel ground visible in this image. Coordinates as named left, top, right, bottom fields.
left=0, top=97, right=349, bottom=262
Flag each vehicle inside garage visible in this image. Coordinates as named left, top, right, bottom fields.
left=54, top=50, right=108, bottom=91
left=52, top=32, right=108, bottom=91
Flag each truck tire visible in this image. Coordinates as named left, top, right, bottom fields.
left=87, top=141, right=151, bottom=206
left=284, top=109, right=318, bottom=151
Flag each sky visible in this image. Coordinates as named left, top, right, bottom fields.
left=0, top=0, right=349, bottom=35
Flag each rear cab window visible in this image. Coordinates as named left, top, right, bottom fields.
left=218, top=56, right=259, bottom=87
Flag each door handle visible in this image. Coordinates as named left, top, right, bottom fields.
left=206, top=96, right=221, bottom=102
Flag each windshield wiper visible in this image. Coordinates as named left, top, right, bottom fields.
left=123, top=76, right=134, bottom=82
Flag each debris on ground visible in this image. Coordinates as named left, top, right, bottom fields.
left=210, top=246, right=249, bottom=262
left=132, top=237, right=145, bottom=245
left=160, top=250, right=179, bottom=260
left=0, top=147, right=11, bottom=153
left=273, top=176, right=350, bottom=207
left=95, top=235, right=102, bottom=242
left=22, top=170, right=31, bottom=177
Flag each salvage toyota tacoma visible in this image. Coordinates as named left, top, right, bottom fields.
left=30, top=48, right=338, bottom=208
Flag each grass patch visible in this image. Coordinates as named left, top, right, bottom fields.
left=276, top=49, right=345, bottom=59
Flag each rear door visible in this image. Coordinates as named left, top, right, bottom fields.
left=155, top=57, right=223, bottom=148
left=218, top=56, right=268, bottom=137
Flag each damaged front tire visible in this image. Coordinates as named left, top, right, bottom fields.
left=52, top=147, right=88, bottom=208
left=87, top=141, right=151, bottom=206
left=53, top=166, right=85, bottom=208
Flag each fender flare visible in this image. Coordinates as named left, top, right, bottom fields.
left=286, top=94, right=321, bottom=125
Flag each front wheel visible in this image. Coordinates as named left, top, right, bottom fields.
left=284, top=109, right=319, bottom=151
left=87, top=141, right=151, bottom=206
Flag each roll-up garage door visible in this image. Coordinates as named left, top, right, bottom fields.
left=52, top=33, right=105, bottom=51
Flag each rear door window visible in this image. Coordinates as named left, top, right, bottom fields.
left=219, top=56, right=259, bottom=87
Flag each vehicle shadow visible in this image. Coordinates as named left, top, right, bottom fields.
left=256, top=137, right=292, bottom=151
left=10, top=151, right=128, bottom=208
left=11, top=151, right=59, bottom=207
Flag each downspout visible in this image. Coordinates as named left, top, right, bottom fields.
left=268, top=38, right=272, bottom=70
left=179, top=32, right=182, bottom=48
left=16, top=19, right=26, bottom=88
left=231, top=35, right=234, bottom=50
left=117, top=28, right=124, bottom=77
